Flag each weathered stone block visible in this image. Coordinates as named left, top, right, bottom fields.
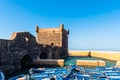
left=76, top=60, right=106, bottom=67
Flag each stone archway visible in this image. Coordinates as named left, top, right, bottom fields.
left=39, top=52, right=47, bottom=59
left=21, top=54, right=33, bottom=69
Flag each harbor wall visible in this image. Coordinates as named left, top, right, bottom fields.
left=91, top=51, right=120, bottom=61
left=69, top=50, right=120, bottom=61
left=69, top=51, right=90, bottom=56
left=33, top=59, right=64, bottom=67
left=76, top=60, right=105, bottom=67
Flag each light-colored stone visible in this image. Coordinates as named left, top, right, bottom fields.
left=91, top=51, right=120, bottom=61
left=69, top=50, right=120, bottom=61
left=69, top=50, right=90, bottom=56
left=116, top=61, right=120, bottom=67
left=36, top=24, right=69, bottom=48
left=57, top=59, right=64, bottom=67
left=76, top=60, right=105, bottom=67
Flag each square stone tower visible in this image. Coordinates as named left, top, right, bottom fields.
left=36, top=24, right=69, bottom=57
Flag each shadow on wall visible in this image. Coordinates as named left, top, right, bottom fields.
left=33, top=59, right=64, bottom=68
left=39, top=52, right=47, bottom=59
left=21, top=54, right=33, bottom=69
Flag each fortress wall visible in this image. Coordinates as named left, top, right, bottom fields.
left=9, top=32, right=17, bottom=40
left=0, top=39, right=15, bottom=74
left=33, top=59, right=64, bottom=67
left=91, top=51, right=120, bottom=61
left=0, top=32, right=39, bottom=74
left=68, top=50, right=89, bottom=56
left=0, top=39, right=9, bottom=50
left=69, top=50, right=120, bottom=61
left=0, top=25, right=69, bottom=75
left=76, top=60, right=106, bottom=67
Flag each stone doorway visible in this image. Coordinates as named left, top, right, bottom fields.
left=39, top=52, right=47, bottom=59
left=21, top=54, right=33, bottom=69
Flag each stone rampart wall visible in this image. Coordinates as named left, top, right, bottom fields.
left=69, top=50, right=90, bottom=56
left=91, top=51, right=120, bottom=61
left=34, top=59, right=64, bottom=67
left=0, top=32, right=39, bottom=74
left=69, top=50, right=120, bottom=61
left=0, top=31, right=68, bottom=75
left=76, top=60, right=105, bottom=67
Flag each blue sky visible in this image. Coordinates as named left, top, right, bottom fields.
left=0, top=0, right=120, bottom=50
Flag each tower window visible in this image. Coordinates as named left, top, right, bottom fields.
left=51, top=43, right=54, bottom=46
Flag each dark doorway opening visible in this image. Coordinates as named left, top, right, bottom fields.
left=39, top=52, right=47, bottom=59
left=21, top=55, right=33, bottom=69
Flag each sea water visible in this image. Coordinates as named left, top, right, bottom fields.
left=65, top=56, right=116, bottom=67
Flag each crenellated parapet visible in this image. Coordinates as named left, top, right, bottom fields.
left=36, top=24, right=69, bottom=49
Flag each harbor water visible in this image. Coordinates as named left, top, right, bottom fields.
left=65, top=56, right=116, bottom=67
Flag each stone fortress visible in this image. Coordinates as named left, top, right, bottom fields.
left=0, top=24, right=69, bottom=74
left=1, top=23, right=120, bottom=76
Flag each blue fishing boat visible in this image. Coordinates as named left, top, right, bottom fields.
left=9, top=64, right=120, bottom=80
left=0, top=71, right=5, bottom=80
left=8, top=74, right=26, bottom=80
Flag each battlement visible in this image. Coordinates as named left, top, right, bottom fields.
left=36, top=24, right=69, bottom=49
left=36, top=24, right=68, bottom=33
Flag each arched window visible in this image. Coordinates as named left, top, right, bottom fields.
left=39, top=52, right=47, bottom=59
left=21, top=55, right=33, bottom=69
left=51, top=43, right=54, bottom=46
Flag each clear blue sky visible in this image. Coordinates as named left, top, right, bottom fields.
left=0, top=0, right=120, bottom=50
